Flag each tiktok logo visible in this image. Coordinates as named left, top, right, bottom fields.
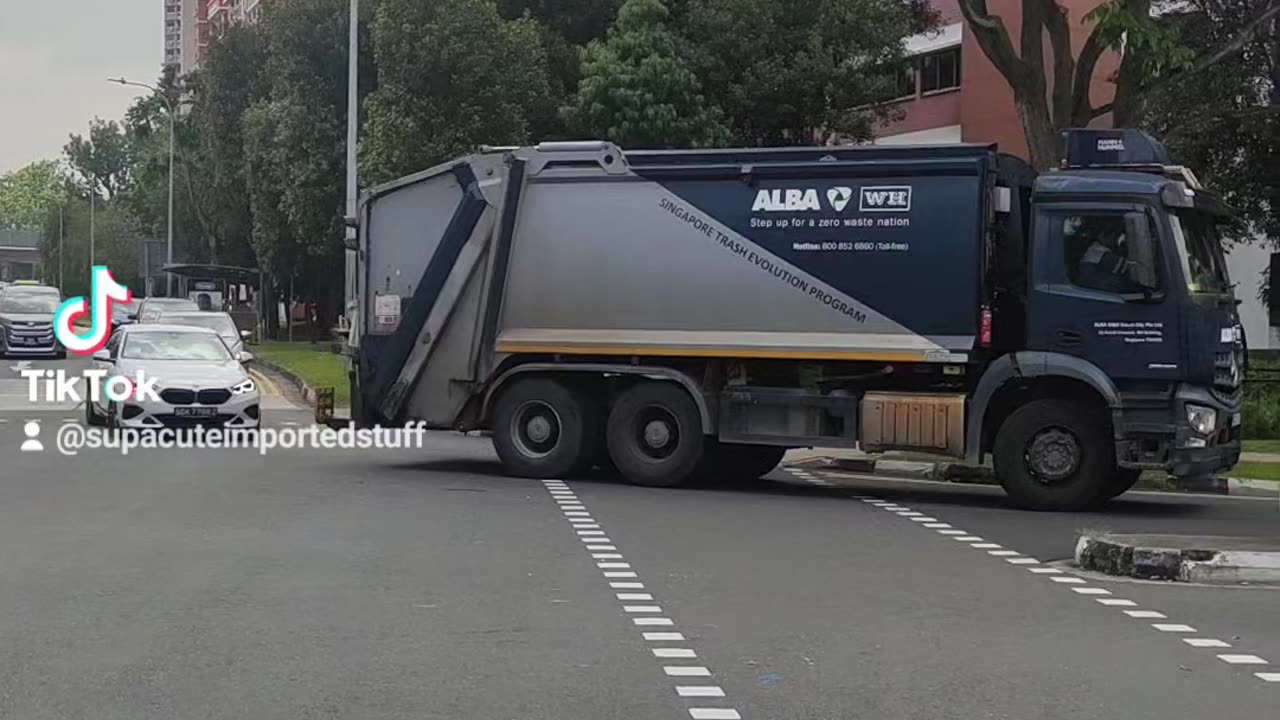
left=53, top=266, right=132, bottom=355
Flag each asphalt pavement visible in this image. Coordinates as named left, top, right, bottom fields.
left=0, top=360, right=1277, bottom=718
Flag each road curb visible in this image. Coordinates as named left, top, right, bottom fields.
left=252, top=358, right=316, bottom=405
left=1075, top=533, right=1280, bottom=585
left=783, top=455, right=1278, bottom=497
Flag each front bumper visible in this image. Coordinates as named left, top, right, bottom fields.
left=1116, top=383, right=1241, bottom=477
left=1, top=332, right=61, bottom=356
left=113, top=391, right=262, bottom=430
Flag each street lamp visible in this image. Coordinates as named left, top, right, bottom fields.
left=109, top=77, right=176, bottom=296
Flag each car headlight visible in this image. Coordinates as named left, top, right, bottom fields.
left=1186, top=404, right=1217, bottom=435
left=232, top=379, right=256, bottom=395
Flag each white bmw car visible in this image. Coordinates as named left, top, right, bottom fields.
left=87, top=324, right=260, bottom=430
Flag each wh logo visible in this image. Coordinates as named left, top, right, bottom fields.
left=859, top=186, right=912, bottom=212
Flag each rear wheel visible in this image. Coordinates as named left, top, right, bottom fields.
left=607, top=382, right=704, bottom=488
left=491, top=378, right=589, bottom=479
left=698, top=441, right=787, bottom=483
left=993, top=398, right=1114, bottom=511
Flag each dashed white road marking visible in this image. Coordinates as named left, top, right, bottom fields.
left=677, top=686, right=726, bottom=698
left=542, top=480, right=742, bottom=718
left=794, top=468, right=1280, bottom=687
left=1218, top=654, right=1268, bottom=665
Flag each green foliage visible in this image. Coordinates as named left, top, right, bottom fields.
left=571, top=0, right=729, bottom=148
left=39, top=196, right=142, bottom=298
left=1086, top=1, right=1196, bottom=81
left=64, top=119, right=133, bottom=199
left=683, top=0, right=931, bottom=145
left=1244, top=364, right=1280, bottom=440
left=361, top=0, right=556, bottom=184
left=0, top=161, right=69, bottom=230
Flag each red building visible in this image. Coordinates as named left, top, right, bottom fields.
left=874, top=0, right=1119, bottom=160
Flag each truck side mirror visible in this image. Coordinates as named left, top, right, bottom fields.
left=1124, top=212, right=1160, bottom=291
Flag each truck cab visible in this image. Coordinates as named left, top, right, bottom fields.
left=984, top=129, right=1242, bottom=497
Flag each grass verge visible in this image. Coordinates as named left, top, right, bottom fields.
left=1230, top=461, right=1280, bottom=482
left=1243, top=439, right=1280, bottom=454
left=253, top=341, right=348, bottom=406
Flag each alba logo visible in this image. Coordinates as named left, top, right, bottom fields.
left=859, top=186, right=912, bottom=212
left=752, top=188, right=822, bottom=212
left=53, top=266, right=132, bottom=355
left=827, top=187, right=853, bottom=212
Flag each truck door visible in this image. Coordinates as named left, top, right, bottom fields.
left=1027, top=204, right=1179, bottom=381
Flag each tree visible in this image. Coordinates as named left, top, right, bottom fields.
left=958, top=0, right=1280, bottom=169
left=39, top=196, right=142, bottom=298
left=570, top=0, right=729, bottom=148
left=681, top=0, right=938, bottom=146
left=0, top=161, right=69, bottom=230
left=64, top=118, right=133, bottom=199
left=361, top=0, right=556, bottom=183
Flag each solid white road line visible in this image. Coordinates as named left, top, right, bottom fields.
left=644, top=632, right=685, bottom=641
left=1218, top=654, right=1267, bottom=665
left=689, top=709, right=741, bottom=720
left=653, top=648, right=697, bottom=658
left=664, top=666, right=711, bottom=677
left=677, top=686, right=726, bottom=697
left=1184, top=639, right=1231, bottom=648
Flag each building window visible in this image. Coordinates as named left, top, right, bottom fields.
left=873, top=61, right=917, bottom=103
left=920, top=47, right=961, bottom=93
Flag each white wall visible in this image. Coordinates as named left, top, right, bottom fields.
left=1226, top=240, right=1277, bottom=349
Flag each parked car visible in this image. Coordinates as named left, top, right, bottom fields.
left=0, top=291, right=63, bottom=358
left=111, top=298, right=142, bottom=330
left=159, top=311, right=252, bottom=356
left=134, top=297, right=199, bottom=323
left=86, top=324, right=259, bottom=429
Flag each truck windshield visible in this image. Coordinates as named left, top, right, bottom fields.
left=1169, top=210, right=1230, bottom=294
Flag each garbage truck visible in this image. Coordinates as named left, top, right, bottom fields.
left=343, top=129, right=1243, bottom=510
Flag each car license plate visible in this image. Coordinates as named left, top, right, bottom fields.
left=173, top=407, right=218, bottom=418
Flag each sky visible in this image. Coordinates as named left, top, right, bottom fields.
left=0, top=1, right=162, bottom=175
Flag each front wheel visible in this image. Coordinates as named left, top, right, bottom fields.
left=993, top=399, right=1114, bottom=511
left=491, top=378, right=590, bottom=479
left=698, top=441, right=787, bottom=483
left=1107, top=468, right=1142, bottom=500
left=607, top=382, right=704, bottom=488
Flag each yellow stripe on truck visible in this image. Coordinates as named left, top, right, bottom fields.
left=496, top=342, right=928, bottom=363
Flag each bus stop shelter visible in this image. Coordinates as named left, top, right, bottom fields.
left=162, top=263, right=261, bottom=338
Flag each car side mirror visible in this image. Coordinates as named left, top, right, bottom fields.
left=1124, top=212, right=1160, bottom=291
left=235, top=351, right=255, bottom=364
left=126, top=313, right=137, bottom=321
left=92, top=349, right=113, bottom=363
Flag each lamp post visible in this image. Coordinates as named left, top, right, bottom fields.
left=343, top=0, right=360, bottom=329
left=109, top=77, right=175, bottom=296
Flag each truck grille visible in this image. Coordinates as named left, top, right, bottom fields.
left=1212, top=349, right=1244, bottom=405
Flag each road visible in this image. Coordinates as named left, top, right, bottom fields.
left=0, top=354, right=1276, bottom=718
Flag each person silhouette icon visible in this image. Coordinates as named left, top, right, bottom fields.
left=20, top=421, right=43, bottom=452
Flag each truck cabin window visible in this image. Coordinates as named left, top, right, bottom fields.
left=1170, top=210, right=1231, bottom=294
left=1063, top=214, right=1160, bottom=294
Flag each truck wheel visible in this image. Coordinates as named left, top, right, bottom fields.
left=85, top=398, right=105, bottom=427
left=492, top=378, right=590, bottom=479
left=1107, top=468, right=1142, bottom=500
left=992, top=399, right=1114, bottom=511
left=607, top=382, right=704, bottom=488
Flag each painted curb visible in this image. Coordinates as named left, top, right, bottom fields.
left=1075, top=534, right=1280, bottom=585
left=252, top=358, right=316, bottom=404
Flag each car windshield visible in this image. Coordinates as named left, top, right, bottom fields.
left=164, top=313, right=239, bottom=339
left=1170, top=211, right=1231, bottom=294
left=0, top=295, right=60, bottom=314
left=121, top=331, right=232, bottom=361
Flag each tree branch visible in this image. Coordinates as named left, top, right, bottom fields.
left=958, top=0, right=1026, bottom=88
left=1043, top=0, right=1077, bottom=128
left=1071, top=22, right=1108, bottom=125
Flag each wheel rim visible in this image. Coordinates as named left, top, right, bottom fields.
left=510, top=400, right=562, bottom=459
left=1024, top=426, right=1081, bottom=484
left=633, top=404, right=680, bottom=461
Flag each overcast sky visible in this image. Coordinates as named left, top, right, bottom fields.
left=0, top=1, right=161, bottom=175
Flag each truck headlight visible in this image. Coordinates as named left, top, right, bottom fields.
left=1186, top=404, right=1217, bottom=435
left=232, top=379, right=256, bottom=395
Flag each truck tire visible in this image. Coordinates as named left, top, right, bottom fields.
left=992, top=398, right=1114, bottom=511
left=1107, top=468, right=1142, bottom=500
left=607, top=382, right=704, bottom=488
left=492, top=378, right=590, bottom=479
left=698, top=441, right=786, bottom=482
left=85, top=398, right=105, bottom=427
